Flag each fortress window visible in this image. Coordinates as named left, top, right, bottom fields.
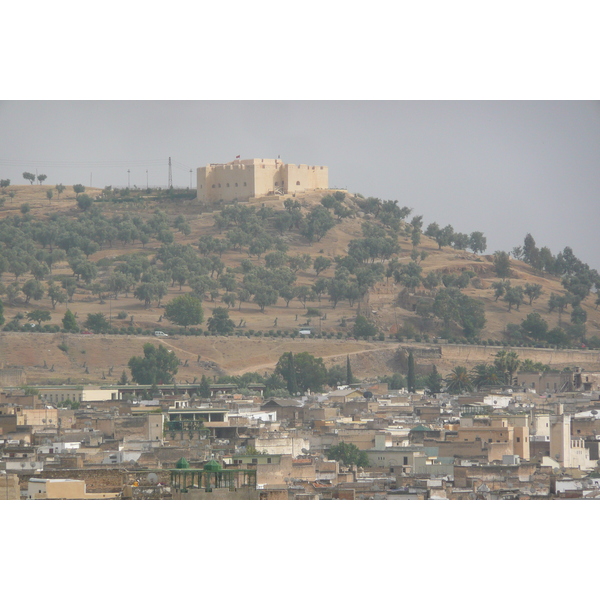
left=296, top=180, right=300, bottom=185
left=244, top=182, right=247, bottom=186
left=212, top=184, right=216, bottom=188
left=218, top=184, right=221, bottom=188
left=235, top=183, right=238, bottom=187
left=226, top=183, right=230, bottom=187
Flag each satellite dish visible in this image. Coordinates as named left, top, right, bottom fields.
left=147, top=473, right=159, bottom=484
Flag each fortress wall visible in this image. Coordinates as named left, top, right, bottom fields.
left=197, top=159, right=328, bottom=203
left=284, top=164, right=329, bottom=193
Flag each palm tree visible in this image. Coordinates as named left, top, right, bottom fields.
left=445, top=366, right=474, bottom=394
left=494, top=350, right=521, bottom=385
left=471, top=363, right=503, bottom=390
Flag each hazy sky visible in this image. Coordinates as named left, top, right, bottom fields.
left=1, top=100, right=598, bottom=269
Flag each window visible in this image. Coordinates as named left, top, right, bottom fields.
left=235, top=183, right=238, bottom=187
left=244, top=182, right=247, bottom=186
left=403, top=456, right=408, bottom=465
left=296, top=180, right=300, bottom=185
left=516, top=437, right=521, bottom=443
left=252, top=458, right=257, bottom=464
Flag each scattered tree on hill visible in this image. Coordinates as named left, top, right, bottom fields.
left=0, top=179, right=10, bottom=189
left=27, top=309, right=51, bottom=327
left=84, top=312, right=110, bottom=333
left=520, top=312, right=548, bottom=341
left=55, top=183, right=65, bottom=200
left=164, top=293, right=204, bottom=329
left=469, top=231, right=487, bottom=254
left=207, top=307, right=235, bottom=335
left=62, top=309, right=79, bottom=332
left=76, top=194, right=93, bottom=211
left=46, top=189, right=53, bottom=203
left=353, top=315, right=378, bottom=338
left=493, top=251, right=512, bottom=278
left=37, top=174, right=47, bottom=185
left=128, top=343, right=179, bottom=385
left=73, top=184, right=85, bottom=197
left=23, top=172, right=35, bottom=184
left=524, top=283, right=543, bottom=305
left=503, top=285, right=525, bottom=311
left=21, top=279, right=44, bottom=303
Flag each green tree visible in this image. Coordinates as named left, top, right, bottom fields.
left=23, top=172, right=35, bottom=184
left=46, top=189, right=53, bottom=203
left=26, top=309, right=51, bottom=327
left=253, top=286, right=278, bottom=312
left=199, top=374, right=211, bottom=398
left=470, top=363, right=503, bottom=390
left=346, top=355, right=354, bottom=385
left=521, top=312, right=548, bottom=341
left=21, top=279, right=44, bottom=304
left=76, top=193, right=93, bottom=211
left=73, top=184, right=85, bottom=197
left=0, top=178, right=10, bottom=189
left=313, top=255, right=332, bottom=276
left=407, top=351, right=416, bottom=393
left=524, top=283, right=543, bottom=305
left=504, top=286, right=525, bottom=311
left=353, top=315, right=378, bottom=338
left=62, top=309, right=79, bottom=332
left=445, top=366, right=474, bottom=393
left=0, top=298, right=4, bottom=326
left=55, top=183, right=65, bottom=200
left=128, top=343, right=179, bottom=385
left=164, top=294, right=204, bottom=329
left=493, top=251, right=512, bottom=278
left=494, top=350, right=521, bottom=385
left=275, top=351, right=327, bottom=393
left=325, top=442, right=369, bottom=468
left=207, top=307, right=235, bottom=335
left=425, top=365, right=443, bottom=394
left=37, top=174, right=47, bottom=185
left=84, top=312, right=110, bottom=333
left=469, top=231, right=487, bottom=254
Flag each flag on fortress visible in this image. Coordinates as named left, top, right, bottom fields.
left=236, top=155, right=240, bottom=158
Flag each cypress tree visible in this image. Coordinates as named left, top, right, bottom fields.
left=288, top=352, right=299, bottom=395
left=407, top=351, right=416, bottom=393
left=199, top=374, right=211, bottom=398
left=346, top=355, right=353, bottom=385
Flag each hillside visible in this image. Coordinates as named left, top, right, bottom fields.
left=0, top=183, right=599, bottom=386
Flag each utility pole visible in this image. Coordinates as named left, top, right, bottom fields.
left=168, top=157, right=173, bottom=189
left=146, top=170, right=149, bottom=188
left=189, top=169, right=192, bottom=188
left=127, top=169, right=131, bottom=188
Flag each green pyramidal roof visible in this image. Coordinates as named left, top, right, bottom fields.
left=203, top=459, right=222, bottom=472
left=175, top=457, right=190, bottom=469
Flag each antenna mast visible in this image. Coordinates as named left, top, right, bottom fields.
left=168, top=157, right=173, bottom=188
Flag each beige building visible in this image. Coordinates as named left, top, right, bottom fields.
left=197, top=158, right=328, bottom=203
left=27, top=478, right=120, bottom=500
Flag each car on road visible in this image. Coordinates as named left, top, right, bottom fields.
left=154, top=331, right=169, bottom=337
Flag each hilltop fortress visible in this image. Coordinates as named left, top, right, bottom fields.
left=196, top=158, right=328, bottom=204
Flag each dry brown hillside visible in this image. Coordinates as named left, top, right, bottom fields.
left=0, top=183, right=598, bottom=385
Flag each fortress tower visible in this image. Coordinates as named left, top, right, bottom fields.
left=196, top=158, right=328, bottom=204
